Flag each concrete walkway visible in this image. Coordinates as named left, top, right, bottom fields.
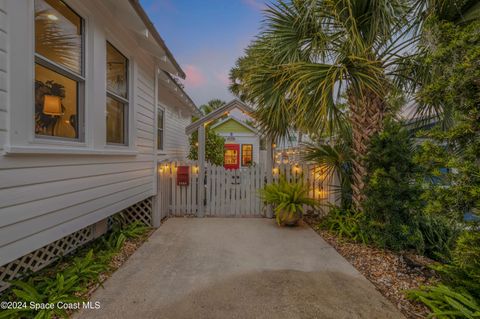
left=76, top=218, right=404, bottom=319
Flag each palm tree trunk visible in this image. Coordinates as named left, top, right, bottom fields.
left=348, top=89, right=385, bottom=209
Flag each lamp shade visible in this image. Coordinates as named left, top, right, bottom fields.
left=43, top=95, right=63, bottom=116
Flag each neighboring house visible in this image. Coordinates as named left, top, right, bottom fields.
left=211, top=116, right=260, bottom=169
left=191, top=100, right=264, bottom=170
left=0, top=0, right=200, bottom=289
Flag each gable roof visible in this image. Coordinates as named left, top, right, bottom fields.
left=185, top=99, right=254, bottom=135
left=211, top=117, right=257, bottom=134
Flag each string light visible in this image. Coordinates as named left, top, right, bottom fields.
left=317, top=187, right=327, bottom=199
left=293, top=163, right=301, bottom=173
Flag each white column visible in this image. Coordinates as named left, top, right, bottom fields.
left=197, top=125, right=206, bottom=217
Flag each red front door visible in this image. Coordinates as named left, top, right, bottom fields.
left=224, top=144, right=240, bottom=170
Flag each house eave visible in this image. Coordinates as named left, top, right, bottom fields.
left=185, top=99, right=255, bottom=135
left=127, top=0, right=186, bottom=78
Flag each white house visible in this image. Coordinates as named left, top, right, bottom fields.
left=211, top=116, right=260, bottom=169
left=0, top=0, right=200, bottom=290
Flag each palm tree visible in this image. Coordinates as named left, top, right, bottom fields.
left=230, top=0, right=419, bottom=208
left=199, top=99, right=226, bottom=115
left=303, top=129, right=353, bottom=209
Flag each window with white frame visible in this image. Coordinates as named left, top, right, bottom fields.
left=157, top=107, right=164, bottom=150
left=241, top=144, right=253, bottom=166
left=106, top=42, right=129, bottom=145
left=34, top=0, right=84, bottom=140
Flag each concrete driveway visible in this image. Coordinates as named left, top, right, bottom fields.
left=76, top=218, right=404, bottom=319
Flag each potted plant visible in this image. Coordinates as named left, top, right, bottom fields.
left=260, top=176, right=317, bottom=226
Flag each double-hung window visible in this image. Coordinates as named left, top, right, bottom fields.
left=241, top=144, right=253, bottom=166
left=34, top=0, right=84, bottom=140
left=106, top=42, right=129, bottom=145
left=157, top=107, right=164, bottom=150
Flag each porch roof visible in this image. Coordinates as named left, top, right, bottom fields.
left=185, top=99, right=255, bottom=135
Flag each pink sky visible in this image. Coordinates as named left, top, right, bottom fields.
left=183, top=65, right=206, bottom=87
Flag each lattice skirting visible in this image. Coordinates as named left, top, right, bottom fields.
left=0, top=197, right=153, bottom=293
left=120, top=197, right=153, bottom=226
left=0, top=225, right=94, bottom=293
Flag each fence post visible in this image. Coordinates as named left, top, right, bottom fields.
left=152, top=163, right=162, bottom=227
left=265, top=137, right=274, bottom=218
left=197, top=125, right=206, bottom=217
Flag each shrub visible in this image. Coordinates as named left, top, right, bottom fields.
left=362, top=119, right=423, bottom=251
left=415, top=214, right=461, bottom=262
left=408, top=228, right=480, bottom=318
left=188, top=129, right=225, bottom=166
left=407, top=284, right=480, bottom=319
left=321, top=206, right=371, bottom=244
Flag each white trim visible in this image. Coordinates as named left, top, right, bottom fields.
left=33, top=0, right=87, bottom=144
left=4, top=144, right=138, bottom=156
left=156, top=103, right=165, bottom=152
left=105, top=41, right=130, bottom=147
left=185, top=99, right=254, bottom=135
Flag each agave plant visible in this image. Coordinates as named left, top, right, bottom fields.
left=260, top=176, right=317, bottom=226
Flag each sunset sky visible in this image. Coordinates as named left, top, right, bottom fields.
left=140, top=0, right=268, bottom=106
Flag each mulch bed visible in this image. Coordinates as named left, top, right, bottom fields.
left=304, top=215, right=436, bottom=319
left=82, top=228, right=155, bottom=299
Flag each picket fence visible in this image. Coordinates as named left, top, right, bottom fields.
left=157, top=162, right=337, bottom=218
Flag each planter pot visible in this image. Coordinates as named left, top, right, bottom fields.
left=278, top=210, right=302, bottom=226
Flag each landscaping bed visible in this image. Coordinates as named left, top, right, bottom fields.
left=0, top=220, right=154, bottom=319
left=79, top=227, right=154, bottom=301
left=305, top=215, right=436, bottom=319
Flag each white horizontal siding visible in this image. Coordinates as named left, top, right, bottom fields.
left=0, top=190, right=150, bottom=266
left=135, top=64, right=155, bottom=157
left=164, top=107, right=190, bottom=159
left=0, top=177, right=152, bottom=247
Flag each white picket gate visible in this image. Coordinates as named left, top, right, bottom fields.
left=157, top=162, right=337, bottom=218
left=205, top=164, right=266, bottom=217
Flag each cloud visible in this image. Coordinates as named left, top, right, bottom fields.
left=242, top=0, right=266, bottom=11
left=215, top=71, right=231, bottom=86
left=184, top=64, right=206, bottom=88
left=146, top=0, right=177, bottom=13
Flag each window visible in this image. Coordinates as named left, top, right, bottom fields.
left=241, top=144, right=253, bottom=166
left=157, top=108, right=164, bottom=150
left=34, top=0, right=84, bottom=140
left=106, top=42, right=128, bottom=145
